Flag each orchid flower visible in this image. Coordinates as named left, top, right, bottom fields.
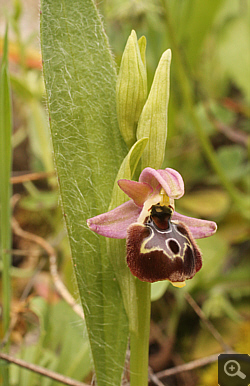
left=87, top=167, right=217, bottom=288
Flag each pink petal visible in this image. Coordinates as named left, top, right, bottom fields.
left=172, top=212, right=217, bottom=239
left=118, top=180, right=153, bottom=207
left=87, top=200, right=141, bottom=239
left=139, top=167, right=184, bottom=199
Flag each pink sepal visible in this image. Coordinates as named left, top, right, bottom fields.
left=87, top=200, right=141, bottom=239
left=172, top=212, right=217, bottom=239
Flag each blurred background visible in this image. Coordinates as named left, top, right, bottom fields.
left=0, top=0, right=249, bottom=385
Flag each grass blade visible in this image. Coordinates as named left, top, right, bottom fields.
left=0, top=25, right=12, bottom=338
left=0, top=24, right=12, bottom=386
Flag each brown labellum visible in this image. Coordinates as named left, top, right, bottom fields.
left=126, top=205, right=202, bottom=284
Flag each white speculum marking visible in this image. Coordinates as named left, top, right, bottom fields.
left=140, top=221, right=193, bottom=261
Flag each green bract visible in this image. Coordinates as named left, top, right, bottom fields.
left=116, top=30, right=147, bottom=148
left=116, top=31, right=171, bottom=169
left=137, top=49, right=172, bottom=169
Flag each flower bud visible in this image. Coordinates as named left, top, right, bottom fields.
left=137, top=49, right=171, bottom=169
left=116, top=30, right=147, bottom=148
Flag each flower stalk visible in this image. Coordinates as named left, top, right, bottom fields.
left=129, top=280, right=151, bottom=386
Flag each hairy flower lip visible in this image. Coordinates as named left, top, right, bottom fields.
left=126, top=217, right=203, bottom=284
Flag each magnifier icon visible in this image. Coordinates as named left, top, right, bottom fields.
left=224, top=360, right=246, bottom=379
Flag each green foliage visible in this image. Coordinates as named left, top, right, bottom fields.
left=9, top=299, right=92, bottom=386
left=0, top=24, right=12, bottom=386
left=40, top=1, right=128, bottom=385
left=0, top=25, right=12, bottom=335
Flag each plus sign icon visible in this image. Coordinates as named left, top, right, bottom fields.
left=218, top=354, right=250, bottom=386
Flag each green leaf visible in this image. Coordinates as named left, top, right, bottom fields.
left=0, top=25, right=12, bottom=354
left=40, top=1, right=128, bottom=385
left=137, top=49, right=171, bottom=169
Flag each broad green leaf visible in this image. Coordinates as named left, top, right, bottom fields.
left=40, top=1, right=128, bottom=385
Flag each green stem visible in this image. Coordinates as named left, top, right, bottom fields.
left=162, top=1, right=248, bottom=216
left=129, top=280, right=151, bottom=386
left=0, top=26, right=12, bottom=340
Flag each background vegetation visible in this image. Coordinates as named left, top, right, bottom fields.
left=0, top=0, right=249, bottom=385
